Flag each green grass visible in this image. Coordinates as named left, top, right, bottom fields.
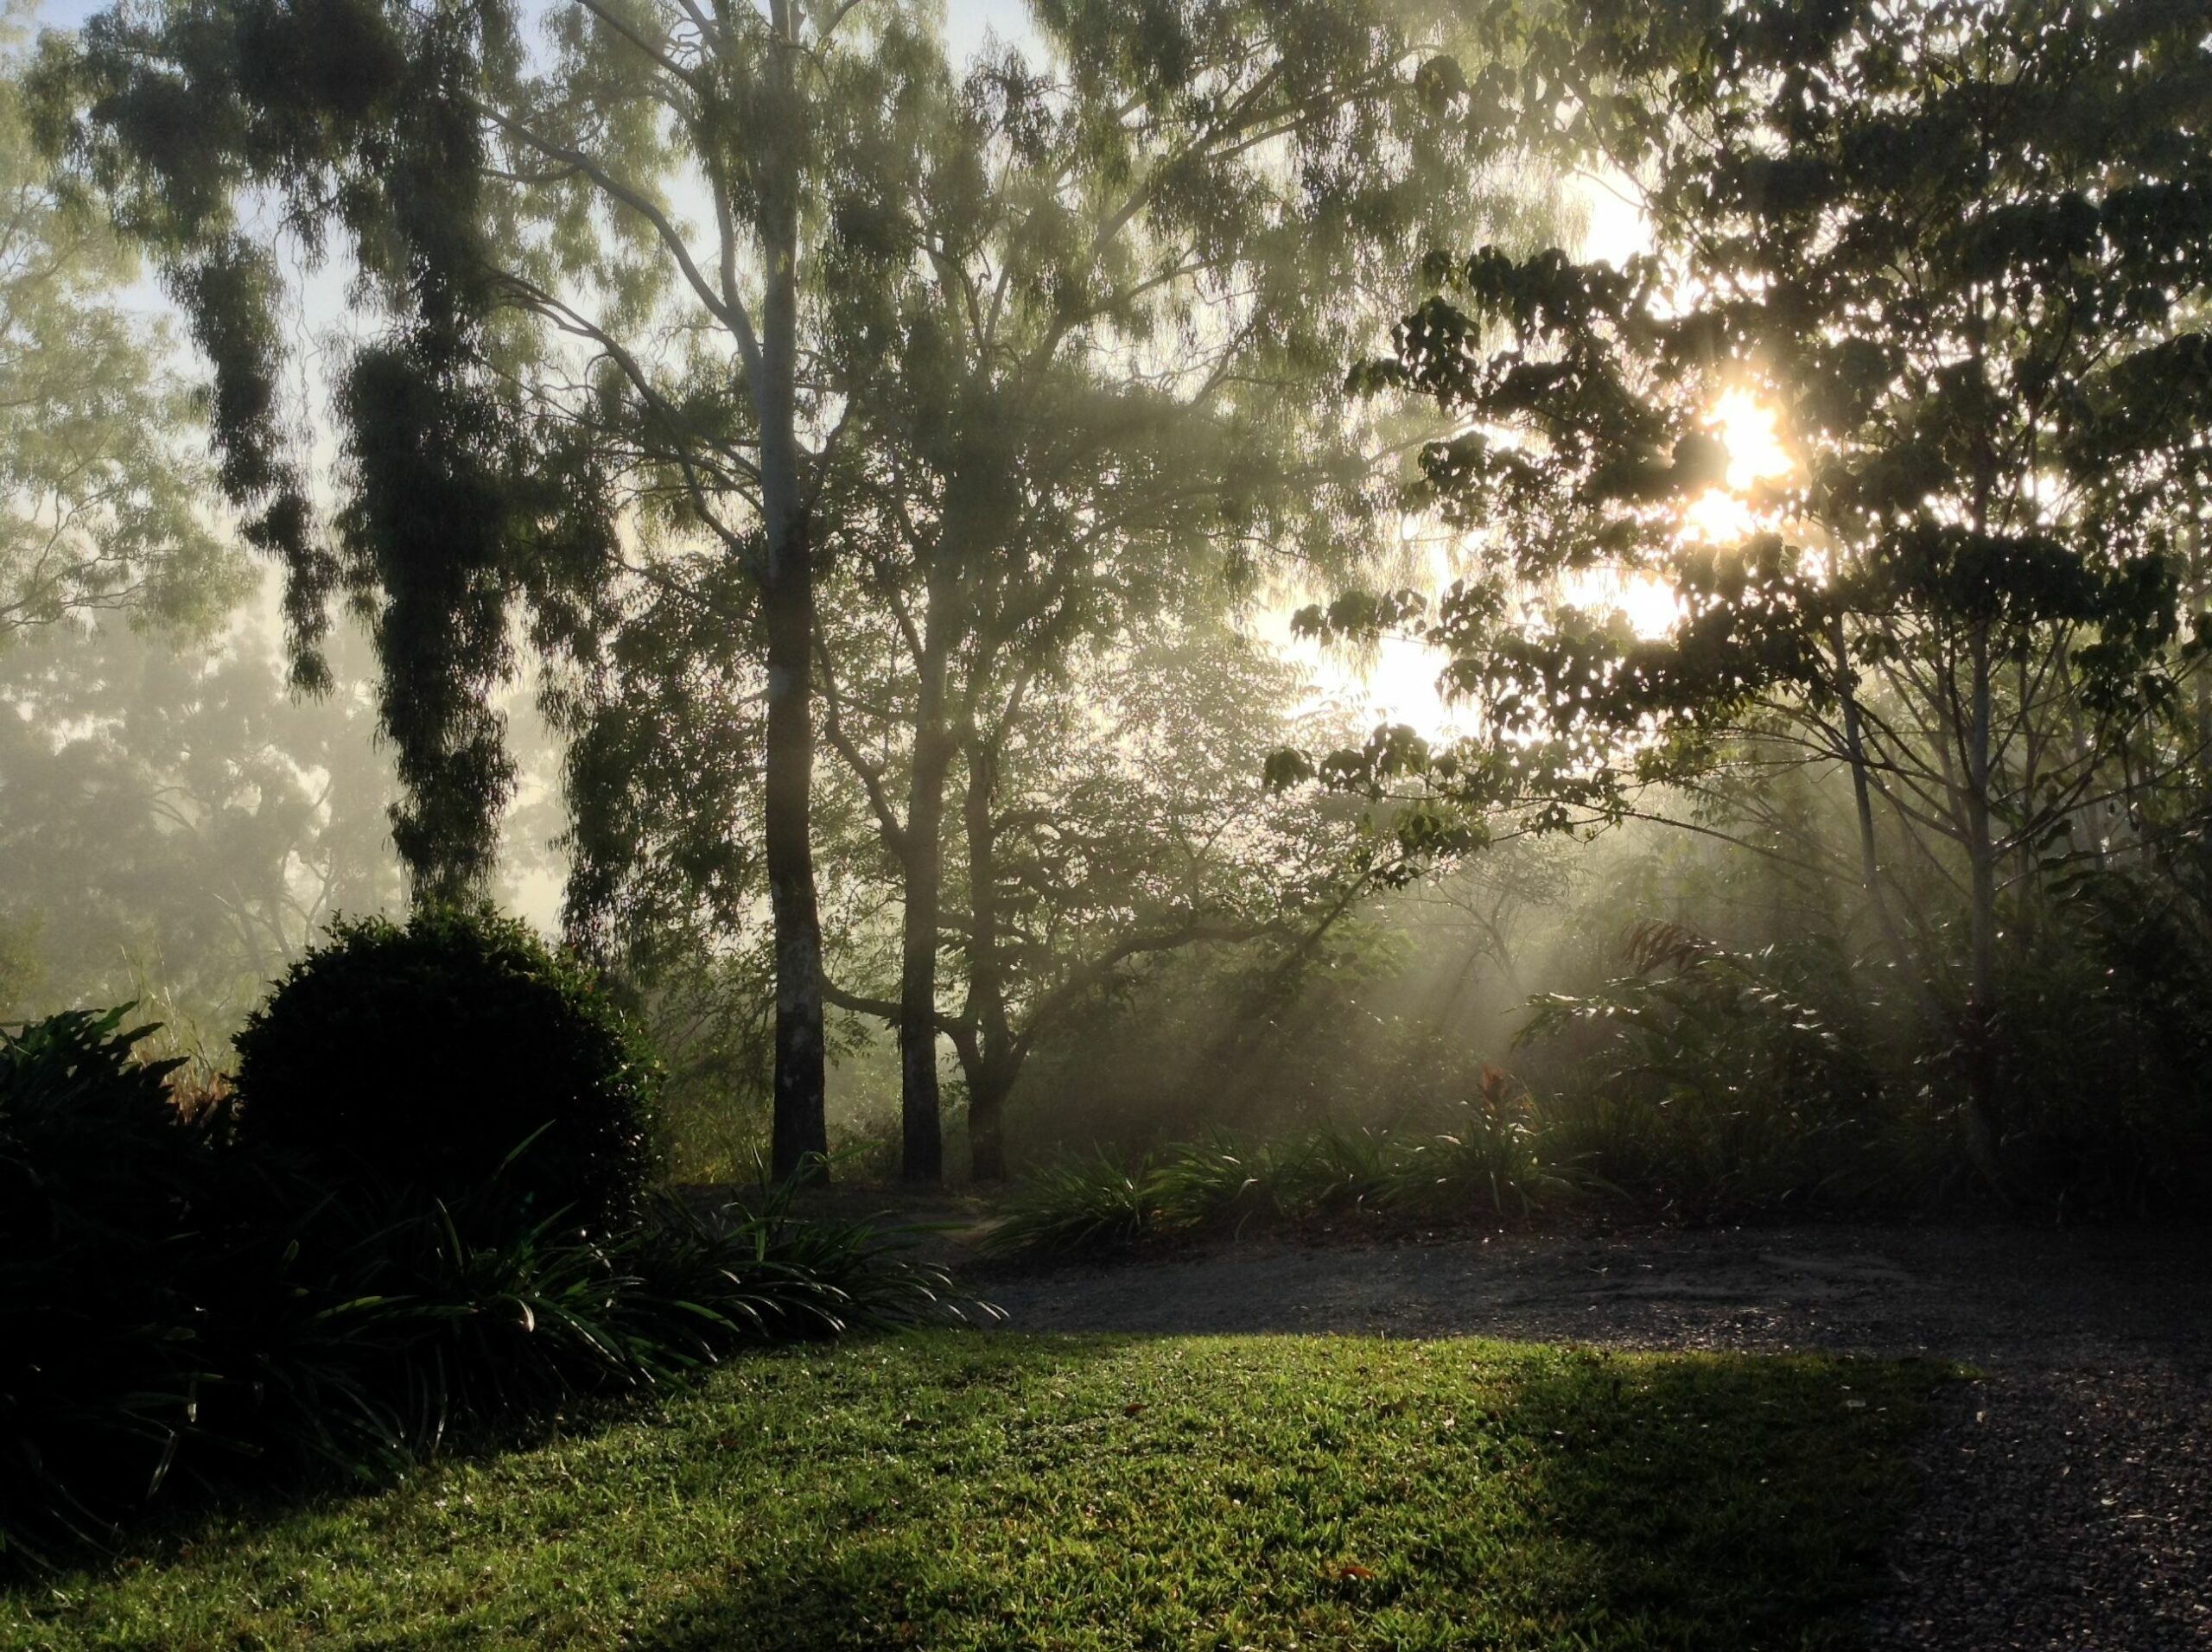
left=2, top=1334, right=1948, bottom=1651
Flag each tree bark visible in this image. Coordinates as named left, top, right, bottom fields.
left=960, top=737, right=1019, bottom=1181
left=898, top=676, right=952, bottom=1184
left=763, top=535, right=828, bottom=1181
left=1966, top=626, right=1998, bottom=1013
left=1830, top=617, right=1926, bottom=987
left=1960, top=620, right=2005, bottom=1191
left=966, top=1058, right=1014, bottom=1184
left=759, top=6, right=827, bottom=1183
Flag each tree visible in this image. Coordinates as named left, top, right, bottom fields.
left=823, top=609, right=1389, bottom=1177
left=437, top=0, right=1551, bottom=1181
left=1305, top=0, right=2212, bottom=1134
left=43, top=0, right=972, bottom=1175
left=0, top=16, right=242, bottom=648
left=785, top=1, right=1547, bottom=1179
left=45, top=0, right=1548, bottom=1179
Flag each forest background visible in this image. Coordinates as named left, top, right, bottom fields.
left=5, top=0, right=2208, bottom=1220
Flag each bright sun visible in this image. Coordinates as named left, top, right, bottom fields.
left=1714, top=388, right=1792, bottom=490
left=1287, top=387, right=1797, bottom=732
left=1684, top=388, right=1793, bottom=543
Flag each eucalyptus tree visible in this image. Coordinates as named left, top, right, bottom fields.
left=42, top=0, right=976, bottom=1174
left=1297, top=0, right=2212, bottom=1129
left=789, top=2, right=1551, bottom=1179
left=532, top=1, right=1552, bottom=1180
left=0, top=33, right=242, bottom=647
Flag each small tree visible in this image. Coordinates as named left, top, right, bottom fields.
left=830, top=613, right=1388, bottom=1179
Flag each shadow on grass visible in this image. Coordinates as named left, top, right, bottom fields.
left=0, top=1334, right=1942, bottom=1651
left=628, top=1337, right=1946, bottom=1652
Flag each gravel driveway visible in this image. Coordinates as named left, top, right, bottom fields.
left=966, top=1223, right=2212, bottom=1650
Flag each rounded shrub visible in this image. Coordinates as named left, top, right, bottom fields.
left=233, top=910, right=658, bottom=1235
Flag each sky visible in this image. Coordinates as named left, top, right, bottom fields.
left=30, top=0, right=1039, bottom=50
left=944, top=0, right=1037, bottom=61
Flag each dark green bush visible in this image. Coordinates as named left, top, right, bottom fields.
left=234, top=910, right=659, bottom=1236
left=0, top=1005, right=199, bottom=1251
left=1520, top=926, right=1889, bottom=1221
left=0, top=1008, right=212, bottom=1560
left=3, top=992, right=969, bottom=1568
left=1980, top=858, right=2212, bottom=1214
left=985, top=1149, right=1160, bottom=1256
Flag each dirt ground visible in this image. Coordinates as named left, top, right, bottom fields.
left=957, top=1223, right=2212, bottom=1650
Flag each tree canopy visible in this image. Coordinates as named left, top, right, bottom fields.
left=40, top=0, right=1551, bottom=1178
left=0, top=17, right=241, bottom=647
left=1292, top=0, right=2212, bottom=1139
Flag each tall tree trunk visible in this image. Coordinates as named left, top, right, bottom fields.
left=1829, top=617, right=1929, bottom=997
left=763, top=543, right=828, bottom=1181
left=759, top=7, right=827, bottom=1182
left=1960, top=620, right=2005, bottom=1191
left=1834, top=626, right=1893, bottom=905
left=961, top=738, right=1017, bottom=1182
left=966, top=1057, right=1015, bottom=1184
left=899, top=675, right=952, bottom=1184
left=1965, top=624, right=1999, bottom=1018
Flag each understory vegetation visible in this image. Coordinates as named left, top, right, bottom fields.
left=2, top=1335, right=1948, bottom=1652
left=987, top=811, right=2212, bottom=1256
left=0, top=915, right=962, bottom=1569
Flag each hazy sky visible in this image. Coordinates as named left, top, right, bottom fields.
left=32, top=0, right=1040, bottom=58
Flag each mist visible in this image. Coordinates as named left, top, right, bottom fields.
left=5, top=3, right=2210, bottom=1643
left=3, top=0, right=2207, bottom=1225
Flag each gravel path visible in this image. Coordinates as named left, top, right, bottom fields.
left=964, top=1223, right=2212, bottom=1649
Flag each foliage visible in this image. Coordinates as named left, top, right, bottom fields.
left=233, top=909, right=659, bottom=1237
left=1383, top=1067, right=1568, bottom=1220
left=37, top=0, right=611, bottom=900
left=536, top=0, right=1555, bottom=1180
left=0, top=1007, right=202, bottom=1555
left=0, top=22, right=243, bottom=648
left=1257, top=0, right=2212, bottom=1183
left=1, top=1004, right=192, bottom=1247
left=0, top=1335, right=1949, bottom=1650
left=835, top=620, right=1393, bottom=1177
left=984, top=1149, right=1156, bottom=1257
left=1521, top=924, right=1888, bottom=1220
left=990, top=867, right=2212, bottom=1244
left=0, top=1004, right=967, bottom=1565
left=1981, top=844, right=2212, bottom=1211
left=1517, top=884, right=2212, bottom=1219
left=985, top=1071, right=1569, bottom=1260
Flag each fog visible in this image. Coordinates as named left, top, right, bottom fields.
left=5, top=0, right=2208, bottom=1220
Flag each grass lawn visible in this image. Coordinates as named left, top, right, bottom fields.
left=2, top=1333, right=1948, bottom=1651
